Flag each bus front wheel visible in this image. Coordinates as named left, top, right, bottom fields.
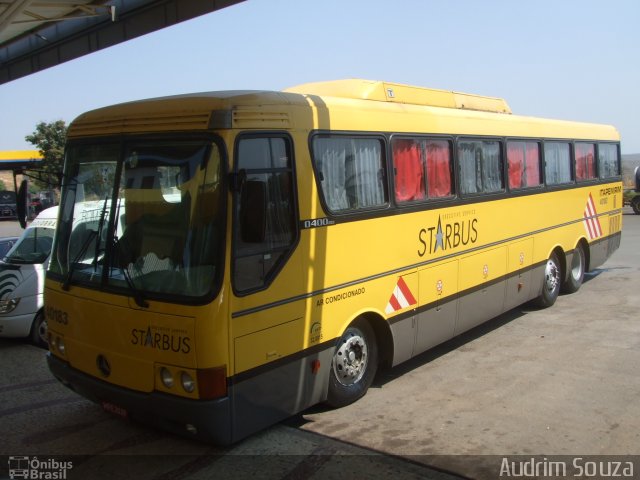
left=535, top=252, right=562, bottom=308
left=30, top=310, right=48, bottom=349
left=326, top=318, right=378, bottom=408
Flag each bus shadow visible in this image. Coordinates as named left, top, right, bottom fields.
left=372, top=308, right=526, bottom=389
left=369, top=264, right=629, bottom=389
left=580, top=266, right=630, bottom=286
left=287, top=269, right=628, bottom=420
left=290, top=307, right=528, bottom=422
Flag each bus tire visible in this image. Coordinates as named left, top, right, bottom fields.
left=535, top=252, right=562, bottom=308
left=631, top=196, right=640, bottom=215
left=561, top=244, right=585, bottom=294
left=30, top=310, right=48, bottom=349
left=326, top=318, right=378, bottom=408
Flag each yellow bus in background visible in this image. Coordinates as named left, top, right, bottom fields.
left=0, top=150, right=42, bottom=219
left=45, top=79, right=622, bottom=444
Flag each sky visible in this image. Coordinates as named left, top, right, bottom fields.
left=1, top=0, right=639, bottom=153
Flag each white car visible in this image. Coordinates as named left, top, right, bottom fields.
left=0, top=206, right=57, bottom=347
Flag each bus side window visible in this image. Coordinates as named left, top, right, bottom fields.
left=598, top=143, right=620, bottom=178
left=392, top=137, right=453, bottom=204
left=312, top=136, right=386, bottom=213
left=544, top=142, right=572, bottom=185
left=232, top=136, right=297, bottom=293
left=458, top=139, right=503, bottom=194
left=507, top=141, right=541, bottom=190
left=575, top=142, right=596, bottom=182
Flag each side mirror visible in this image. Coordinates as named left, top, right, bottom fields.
left=635, top=166, right=640, bottom=193
left=16, top=179, right=29, bottom=229
left=239, top=180, right=267, bottom=243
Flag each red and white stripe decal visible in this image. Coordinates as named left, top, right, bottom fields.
left=385, top=277, right=417, bottom=315
left=583, top=193, right=602, bottom=240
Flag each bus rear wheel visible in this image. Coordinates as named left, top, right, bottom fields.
left=562, top=244, right=585, bottom=294
left=535, top=252, right=561, bottom=308
left=326, top=318, right=378, bottom=408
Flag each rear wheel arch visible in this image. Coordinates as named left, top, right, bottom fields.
left=554, top=246, right=567, bottom=284
left=578, top=238, right=591, bottom=272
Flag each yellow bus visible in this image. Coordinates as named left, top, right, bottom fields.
left=45, top=79, right=622, bottom=444
left=0, top=150, right=42, bottom=218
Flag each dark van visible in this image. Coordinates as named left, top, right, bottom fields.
left=0, top=191, right=17, bottom=219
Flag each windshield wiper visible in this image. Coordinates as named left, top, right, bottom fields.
left=62, top=230, right=97, bottom=291
left=93, top=195, right=109, bottom=271
left=122, top=263, right=149, bottom=309
left=112, top=235, right=149, bottom=308
left=63, top=196, right=111, bottom=291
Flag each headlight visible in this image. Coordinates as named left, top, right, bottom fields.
left=57, top=336, right=66, bottom=355
left=180, top=371, right=195, bottom=393
left=160, top=367, right=174, bottom=388
left=0, top=298, right=20, bottom=314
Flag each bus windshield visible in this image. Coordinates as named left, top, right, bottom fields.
left=50, top=137, right=225, bottom=303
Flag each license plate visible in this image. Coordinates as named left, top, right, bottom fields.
left=101, top=401, right=128, bottom=419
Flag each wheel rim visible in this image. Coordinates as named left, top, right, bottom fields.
left=544, top=258, right=560, bottom=294
left=332, top=329, right=368, bottom=386
left=570, top=248, right=584, bottom=281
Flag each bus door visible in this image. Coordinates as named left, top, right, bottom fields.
left=229, top=134, right=309, bottom=438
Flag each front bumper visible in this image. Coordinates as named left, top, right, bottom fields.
left=0, top=313, right=35, bottom=338
left=47, top=353, right=233, bottom=445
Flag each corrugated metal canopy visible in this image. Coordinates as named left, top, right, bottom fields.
left=0, top=0, right=245, bottom=85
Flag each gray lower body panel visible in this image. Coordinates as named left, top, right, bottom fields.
left=232, top=346, right=333, bottom=441
left=48, top=343, right=334, bottom=445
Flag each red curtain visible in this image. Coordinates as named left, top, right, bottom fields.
left=508, top=142, right=540, bottom=188
left=426, top=141, right=452, bottom=197
left=524, top=142, right=540, bottom=186
left=507, top=143, right=524, bottom=189
left=575, top=143, right=595, bottom=181
left=393, top=139, right=425, bottom=202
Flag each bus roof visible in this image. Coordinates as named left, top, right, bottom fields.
left=67, top=79, right=619, bottom=142
left=284, top=79, right=512, bottom=114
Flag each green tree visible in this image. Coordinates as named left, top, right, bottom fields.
left=25, top=120, right=67, bottom=190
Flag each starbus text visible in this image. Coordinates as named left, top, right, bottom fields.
left=418, top=216, right=478, bottom=257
